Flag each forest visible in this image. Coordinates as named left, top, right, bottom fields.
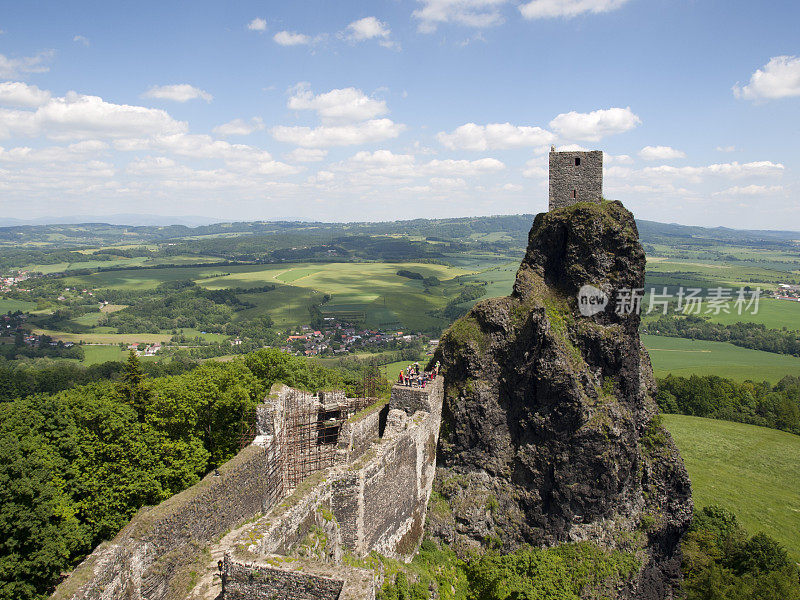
left=643, top=314, right=800, bottom=356
left=656, top=374, right=800, bottom=435
left=0, top=349, right=365, bottom=600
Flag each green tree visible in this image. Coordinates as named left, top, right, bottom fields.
left=117, top=351, right=149, bottom=421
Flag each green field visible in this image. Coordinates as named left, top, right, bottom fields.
left=704, top=297, right=800, bottom=329
left=642, top=334, right=800, bottom=382
left=30, top=328, right=173, bottom=345
left=663, top=414, right=800, bottom=562
left=646, top=257, right=792, bottom=289
left=207, top=262, right=478, bottom=332
left=63, top=264, right=263, bottom=290
left=0, top=298, right=38, bottom=313
left=642, top=296, right=800, bottom=330
left=60, top=261, right=483, bottom=333
left=81, top=345, right=131, bottom=365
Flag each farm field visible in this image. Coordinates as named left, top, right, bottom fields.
left=663, top=414, right=800, bottom=562
left=703, top=297, right=800, bottom=329
left=642, top=334, right=800, bottom=382
left=62, top=264, right=267, bottom=290
left=29, top=327, right=173, bottom=345
left=208, top=262, right=480, bottom=332
left=644, top=256, right=793, bottom=290
left=81, top=345, right=131, bottom=365
left=461, top=261, right=517, bottom=300
left=641, top=296, right=800, bottom=330
left=23, top=255, right=221, bottom=275
left=0, top=297, right=37, bottom=313
left=55, top=260, right=497, bottom=334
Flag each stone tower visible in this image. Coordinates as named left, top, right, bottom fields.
left=548, top=147, right=603, bottom=211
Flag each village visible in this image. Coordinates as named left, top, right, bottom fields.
left=277, top=319, right=433, bottom=358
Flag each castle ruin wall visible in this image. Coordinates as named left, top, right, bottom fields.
left=549, top=150, right=603, bottom=211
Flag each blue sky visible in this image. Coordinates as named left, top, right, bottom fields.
left=0, top=0, right=799, bottom=228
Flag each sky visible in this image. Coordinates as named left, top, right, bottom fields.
left=0, top=0, right=799, bottom=228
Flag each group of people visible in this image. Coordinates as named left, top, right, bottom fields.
left=397, top=361, right=439, bottom=388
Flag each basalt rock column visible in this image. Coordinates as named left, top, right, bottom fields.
left=429, top=200, right=692, bottom=600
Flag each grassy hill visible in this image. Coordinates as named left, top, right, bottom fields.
left=642, top=334, right=800, bottom=383
left=663, top=414, right=800, bottom=562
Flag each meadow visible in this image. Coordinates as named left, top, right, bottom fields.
left=642, top=334, right=800, bottom=382
left=663, top=414, right=800, bottom=562
left=703, top=297, right=800, bottom=329
left=61, top=261, right=483, bottom=334
left=0, top=297, right=37, bottom=313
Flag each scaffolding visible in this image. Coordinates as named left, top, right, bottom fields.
left=284, top=395, right=335, bottom=488
left=260, top=433, right=286, bottom=508
left=360, top=358, right=383, bottom=399
left=234, top=387, right=379, bottom=493
left=283, top=392, right=373, bottom=489
left=237, top=408, right=258, bottom=450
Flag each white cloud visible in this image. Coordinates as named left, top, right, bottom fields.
left=429, top=176, right=467, bottom=188
left=712, top=185, right=783, bottom=197
left=272, top=119, right=405, bottom=147
left=639, top=145, right=686, bottom=161
left=603, top=152, right=633, bottom=164
left=288, top=86, right=388, bottom=123
left=212, top=117, right=265, bottom=137
left=734, top=56, right=800, bottom=101
left=549, top=106, right=640, bottom=141
left=113, top=133, right=299, bottom=175
left=522, top=156, right=547, bottom=178
left=308, top=170, right=335, bottom=184
left=331, top=150, right=505, bottom=182
left=73, top=35, right=90, bottom=46
left=285, top=148, right=328, bottom=162
left=424, top=157, right=505, bottom=175
left=0, top=91, right=187, bottom=140
left=716, top=145, right=736, bottom=152
left=413, top=0, right=508, bottom=33
left=0, top=141, right=108, bottom=163
left=555, top=143, right=588, bottom=151
left=520, top=0, right=630, bottom=19
left=641, top=161, right=784, bottom=182
left=436, top=122, right=555, bottom=150
left=603, top=165, right=632, bottom=178
left=273, top=31, right=312, bottom=46
left=343, top=17, right=396, bottom=47
left=343, top=149, right=415, bottom=169
left=0, top=81, right=51, bottom=107
left=143, top=84, right=213, bottom=103
left=247, top=18, right=267, bottom=32
left=0, top=50, right=55, bottom=78
left=346, top=16, right=390, bottom=40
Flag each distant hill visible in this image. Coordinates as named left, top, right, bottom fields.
left=1, top=213, right=798, bottom=250
left=0, top=214, right=223, bottom=227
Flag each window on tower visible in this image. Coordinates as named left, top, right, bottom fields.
left=575, top=157, right=581, bottom=166
left=573, top=189, right=577, bottom=199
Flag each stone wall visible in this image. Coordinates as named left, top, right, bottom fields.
left=549, top=150, right=603, bottom=211
left=227, top=377, right=444, bottom=598
left=54, top=379, right=443, bottom=600
left=52, top=441, right=284, bottom=600
left=223, top=555, right=375, bottom=600
left=336, top=402, right=387, bottom=464
left=224, top=558, right=343, bottom=600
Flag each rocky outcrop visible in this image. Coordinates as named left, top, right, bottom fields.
left=428, top=201, right=692, bottom=599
